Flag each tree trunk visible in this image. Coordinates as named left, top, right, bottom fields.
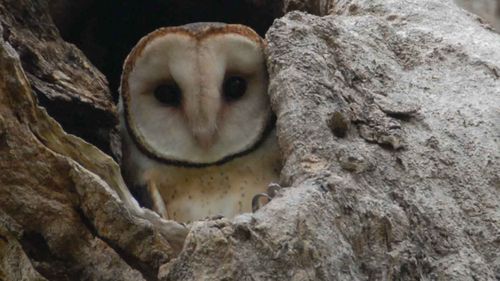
left=1, top=0, right=499, bottom=280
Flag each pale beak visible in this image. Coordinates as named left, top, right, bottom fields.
left=192, top=127, right=217, bottom=150
left=184, top=87, right=221, bottom=150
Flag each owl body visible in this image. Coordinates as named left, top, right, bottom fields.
left=121, top=124, right=280, bottom=222
left=119, top=23, right=280, bottom=222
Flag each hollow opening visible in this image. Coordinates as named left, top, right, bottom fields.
left=51, top=0, right=283, bottom=99
left=47, top=0, right=285, bottom=221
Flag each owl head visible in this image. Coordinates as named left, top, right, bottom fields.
left=120, top=23, right=273, bottom=166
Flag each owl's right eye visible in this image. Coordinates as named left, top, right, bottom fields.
left=153, top=83, right=182, bottom=106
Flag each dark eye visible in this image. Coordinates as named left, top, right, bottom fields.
left=154, top=83, right=182, bottom=106
left=223, top=76, right=247, bottom=101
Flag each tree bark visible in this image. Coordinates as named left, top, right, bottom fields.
left=0, top=3, right=187, bottom=280
left=0, top=0, right=119, bottom=157
left=1, top=0, right=499, bottom=280
left=162, top=1, right=500, bottom=280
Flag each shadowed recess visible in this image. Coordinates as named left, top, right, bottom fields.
left=51, top=0, right=283, bottom=100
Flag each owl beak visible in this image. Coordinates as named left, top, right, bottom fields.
left=185, top=88, right=220, bottom=150
left=195, top=133, right=215, bottom=150
left=192, top=127, right=217, bottom=150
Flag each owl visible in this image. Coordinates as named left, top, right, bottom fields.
left=119, top=23, right=281, bottom=222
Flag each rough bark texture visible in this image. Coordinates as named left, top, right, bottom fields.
left=0, top=22, right=187, bottom=281
left=161, top=1, right=500, bottom=280
left=1, top=0, right=499, bottom=280
left=0, top=0, right=119, bottom=157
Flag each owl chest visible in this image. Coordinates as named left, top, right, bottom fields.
left=142, top=136, right=281, bottom=222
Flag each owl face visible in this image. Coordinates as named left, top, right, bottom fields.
left=120, top=24, right=272, bottom=165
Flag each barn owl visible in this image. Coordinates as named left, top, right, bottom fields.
left=119, top=23, right=281, bottom=222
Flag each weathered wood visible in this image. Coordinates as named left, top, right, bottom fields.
left=162, top=1, right=499, bottom=280
left=0, top=0, right=498, bottom=280
left=0, top=0, right=118, bottom=156
left=0, top=20, right=187, bottom=281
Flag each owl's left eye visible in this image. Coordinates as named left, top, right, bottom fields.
left=223, top=76, right=247, bottom=101
left=154, top=83, right=182, bottom=106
